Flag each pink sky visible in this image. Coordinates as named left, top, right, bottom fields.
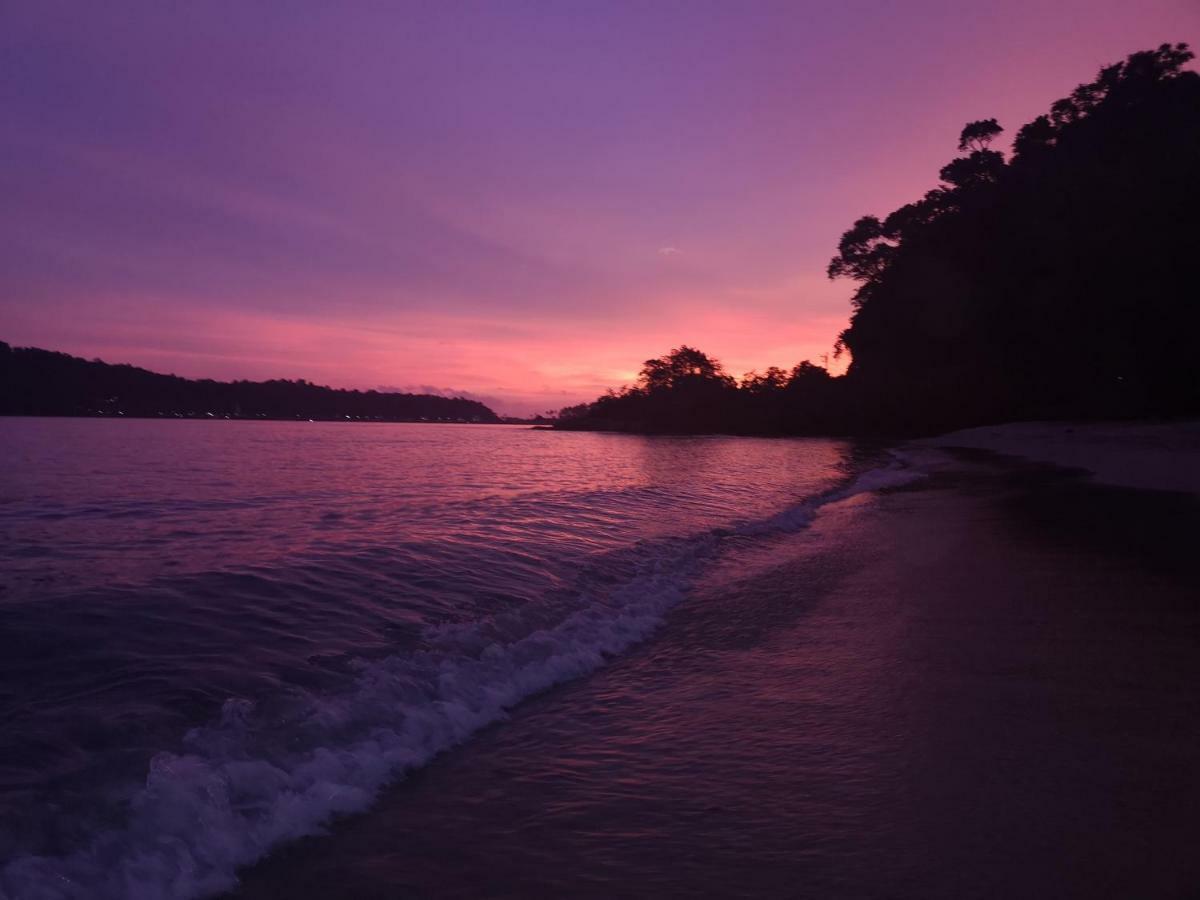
left=2, top=1, right=1196, bottom=414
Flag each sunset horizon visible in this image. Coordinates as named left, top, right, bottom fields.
left=5, top=1, right=1195, bottom=415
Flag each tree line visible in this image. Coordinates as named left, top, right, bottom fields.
left=0, top=342, right=500, bottom=423
left=557, top=347, right=839, bottom=435
left=559, top=44, right=1200, bottom=436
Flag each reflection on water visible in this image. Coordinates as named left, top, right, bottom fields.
left=0, top=418, right=861, bottom=898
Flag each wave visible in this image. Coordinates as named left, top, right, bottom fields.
left=0, top=460, right=920, bottom=900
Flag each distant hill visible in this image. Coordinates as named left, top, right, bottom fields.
left=0, top=342, right=501, bottom=424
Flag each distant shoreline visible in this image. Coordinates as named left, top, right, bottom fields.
left=0, top=413, right=531, bottom=425
left=1, top=341, right=506, bottom=424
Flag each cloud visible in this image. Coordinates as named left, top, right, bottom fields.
left=657, top=246, right=682, bottom=256
left=379, top=384, right=500, bottom=406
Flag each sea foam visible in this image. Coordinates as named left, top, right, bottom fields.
left=0, top=461, right=917, bottom=900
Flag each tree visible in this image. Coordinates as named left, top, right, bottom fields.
left=740, top=366, right=789, bottom=393
left=558, top=44, right=1200, bottom=437
left=957, top=119, right=1003, bottom=153
left=787, top=361, right=832, bottom=388
left=826, top=215, right=897, bottom=296
left=829, top=42, right=1200, bottom=428
left=938, top=149, right=1005, bottom=188
left=1012, top=114, right=1056, bottom=157
left=638, top=346, right=732, bottom=391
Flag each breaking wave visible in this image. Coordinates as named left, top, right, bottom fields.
left=0, top=461, right=920, bottom=900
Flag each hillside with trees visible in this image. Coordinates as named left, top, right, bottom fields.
left=559, top=44, right=1200, bottom=436
left=557, top=347, right=840, bottom=435
left=0, top=342, right=500, bottom=423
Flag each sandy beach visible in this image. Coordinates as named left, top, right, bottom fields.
left=921, top=420, right=1200, bottom=494
left=226, top=438, right=1200, bottom=899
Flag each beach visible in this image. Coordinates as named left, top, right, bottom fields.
left=2, top=420, right=1198, bottom=899
left=228, top=435, right=1200, bottom=899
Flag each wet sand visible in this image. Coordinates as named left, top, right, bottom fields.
left=229, top=453, right=1200, bottom=899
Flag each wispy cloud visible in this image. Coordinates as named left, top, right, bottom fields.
left=380, top=384, right=502, bottom=407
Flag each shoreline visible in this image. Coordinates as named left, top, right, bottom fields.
left=919, top=419, right=1200, bottom=494
left=227, top=449, right=1200, bottom=899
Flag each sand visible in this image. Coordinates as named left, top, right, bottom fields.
left=227, top=450, right=1200, bottom=899
left=920, top=419, right=1200, bottom=494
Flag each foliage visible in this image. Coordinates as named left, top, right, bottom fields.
left=956, top=119, right=1003, bottom=153
left=825, top=42, right=1200, bottom=431
left=638, top=346, right=734, bottom=391
left=555, top=347, right=839, bottom=435
left=562, top=44, right=1200, bottom=436
left=0, top=342, right=500, bottom=423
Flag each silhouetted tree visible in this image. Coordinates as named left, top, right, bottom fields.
left=826, top=216, right=895, bottom=294
left=937, top=148, right=1005, bottom=188
left=827, top=42, right=1200, bottom=431
left=787, top=361, right=833, bottom=388
left=740, top=367, right=789, bottom=393
left=0, top=344, right=502, bottom=423
left=957, top=119, right=1003, bottom=152
left=638, top=346, right=733, bottom=391
left=561, top=44, right=1200, bottom=437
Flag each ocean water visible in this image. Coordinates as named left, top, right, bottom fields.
left=0, top=419, right=907, bottom=899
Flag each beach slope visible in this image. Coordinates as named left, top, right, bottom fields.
left=229, top=446, right=1200, bottom=899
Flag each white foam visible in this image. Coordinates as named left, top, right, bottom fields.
left=0, top=460, right=919, bottom=900
left=735, top=459, right=923, bottom=536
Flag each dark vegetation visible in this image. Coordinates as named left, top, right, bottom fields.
left=557, top=348, right=841, bottom=435
left=0, top=342, right=500, bottom=423
left=559, top=44, right=1200, bottom=436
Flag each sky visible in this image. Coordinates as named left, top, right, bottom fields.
left=2, top=1, right=1196, bottom=414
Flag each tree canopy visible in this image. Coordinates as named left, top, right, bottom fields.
left=560, top=44, right=1200, bottom=436
left=638, top=346, right=733, bottom=391
left=0, top=342, right=501, bottom=423
left=826, top=42, right=1200, bottom=430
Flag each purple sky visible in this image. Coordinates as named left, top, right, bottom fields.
left=3, top=1, right=1196, bottom=414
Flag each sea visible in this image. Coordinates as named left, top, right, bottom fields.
left=0, top=419, right=913, bottom=899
